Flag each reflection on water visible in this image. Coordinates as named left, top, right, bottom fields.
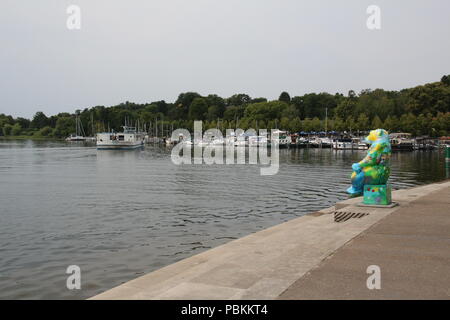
left=0, top=140, right=447, bottom=299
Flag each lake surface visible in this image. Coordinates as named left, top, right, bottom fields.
left=0, top=140, right=447, bottom=299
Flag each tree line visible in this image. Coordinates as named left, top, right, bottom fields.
left=1, top=75, right=450, bottom=139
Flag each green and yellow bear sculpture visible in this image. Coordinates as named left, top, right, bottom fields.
left=347, top=129, right=392, bottom=203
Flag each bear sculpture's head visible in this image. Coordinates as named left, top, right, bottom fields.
left=365, top=129, right=389, bottom=144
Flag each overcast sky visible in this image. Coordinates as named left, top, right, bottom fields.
left=1, top=0, right=449, bottom=118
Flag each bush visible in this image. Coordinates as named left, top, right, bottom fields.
left=11, top=123, right=22, bottom=136
left=2, top=124, right=13, bottom=136
left=38, top=126, right=53, bottom=137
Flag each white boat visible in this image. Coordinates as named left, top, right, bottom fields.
left=358, top=142, right=369, bottom=150
left=225, top=133, right=236, bottom=146
left=271, top=130, right=291, bottom=148
left=248, top=135, right=268, bottom=147
left=211, top=137, right=225, bottom=145
left=66, top=134, right=86, bottom=142
left=390, top=133, right=414, bottom=151
left=180, top=139, right=193, bottom=146
left=193, top=139, right=210, bottom=147
left=296, top=137, right=308, bottom=148
left=96, top=126, right=145, bottom=150
left=320, top=137, right=332, bottom=148
left=352, top=137, right=369, bottom=150
left=165, top=133, right=190, bottom=146
left=332, top=138, right=353, bottom=150
left=309, top=137, right=321, bottom=148
left=234, top=135, right=248, bottom=147
left=413, top=137, right=437, bottom=150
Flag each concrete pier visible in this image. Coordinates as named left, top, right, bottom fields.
left=91, top=180, right=450, bottom=300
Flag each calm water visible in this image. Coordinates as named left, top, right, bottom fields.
left=0, top=140, right=447, bottom=299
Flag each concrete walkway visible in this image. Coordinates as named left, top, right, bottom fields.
left=279, top=183, right=450, bottom=299
left=91, top=181, right=450, bottom=300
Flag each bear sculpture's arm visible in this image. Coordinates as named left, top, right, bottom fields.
left=352, top=142, right=382, bottom=172
left=359, top=142, right=384, bottom=168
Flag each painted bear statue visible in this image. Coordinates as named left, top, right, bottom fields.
left=347, top=129, right=391, bottom=196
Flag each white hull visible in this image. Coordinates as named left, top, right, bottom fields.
left=66, top=136, right=86, bottom=142
left=358, top=143, right=369, bottom=150
left=96, top=142, right=143, bottom=150
left=96, top=126, right=145, bottom=150
left=333, top=142, right=353, bottom=150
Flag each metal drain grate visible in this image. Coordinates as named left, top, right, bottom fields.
left=333, top=211, right=369, bottom=223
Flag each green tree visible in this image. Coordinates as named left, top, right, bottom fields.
left=335, top=100, right=356, bottom=120
left=290, top=96, right=305, bottom=119
left=279, top=91, right=291, bottom=103
left=188, top=97, right=208, bottom=120
left=175, top=92, right=201, bottom=108
left=226, top=94, right=251, bottom=106
left=399, top=113, right=417, bottom=134
left=371, top=115, right=383, bottom=129
left=311, top=117, right=322, bottom=131
left=16, top=117, right=31, bottom=129
left=206, top=105, right=221, bottom=121
left=383, top=115, right=398, bottom=132
left=11, top=123, right=22, bottom=136
left=302, top=118, right=313, bottom=132
left=348, top=90, right=356, bottom=99
left=223, top=105, right=245, bottom=121
left=244, top=101, right=289, bottom=121
left=346, top=116, right=355, bottom=132
left=205, top=94, right=226, bottom=117
left=38, top=126, right=53, bottom=137
left=290, top=117, right=302, bottom=132
left=281, top=104, right=299, bottom=119
left=53, top=117, right=75, bottom=138
left=415, top=114, right=430, bottom=136
left=280, top=117, right=290, bottom=131
left=356, top=113, right=369, bottom=131
left=251, top=97, right=267, bottom=104
left=333, top=116, right=345, bottom=132
left=31, top=111, right=49, bottom=129
left=2, top=124, right=13, bottom=136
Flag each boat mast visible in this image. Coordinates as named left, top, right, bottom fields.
left=75, top=116, right=79, bottom=137
left=91, top=112, right=94, bottom=137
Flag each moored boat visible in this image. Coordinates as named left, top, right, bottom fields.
left=351, top=137, right=369, bottom=150
left=96, top=126, right=145, bottom=150
left=271, top=130, right=291, bottom=148
left=319, top=137, right=332, bottom=148
left=390, top=133, right=414, bottom=151
left=66, top=116, right=87, bottom=141
left=332, top=138, right=353, bottom=150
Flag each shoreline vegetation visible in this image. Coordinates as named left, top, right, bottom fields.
left=1, top=75, right=450, bottom=140
left=0, top=135, right=62, bottom=141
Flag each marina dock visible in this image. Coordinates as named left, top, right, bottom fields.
left=91, top=181, right=450, bottom=300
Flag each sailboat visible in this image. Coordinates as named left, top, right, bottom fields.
left=66, top=115, right=86, bottom=141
